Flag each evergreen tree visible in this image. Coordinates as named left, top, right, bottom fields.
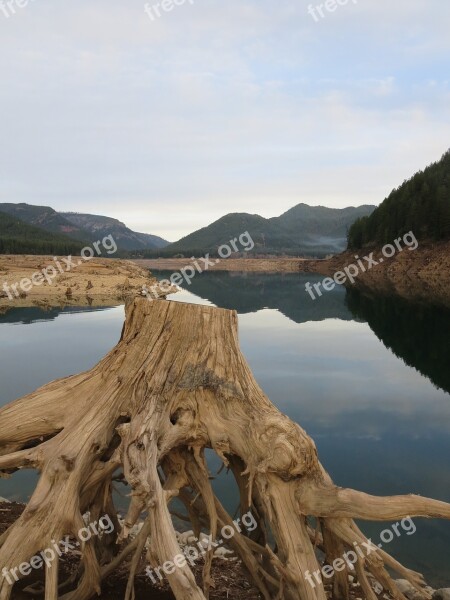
left=348, top=150, right=450, bottom=249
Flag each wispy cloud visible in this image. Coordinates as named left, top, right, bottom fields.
left=0, top=0, right=448, bottom=239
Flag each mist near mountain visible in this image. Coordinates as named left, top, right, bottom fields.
left=158, top=203, right=376, bottom=258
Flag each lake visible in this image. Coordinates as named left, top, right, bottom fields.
left=0, top=272, right=449, bottom=586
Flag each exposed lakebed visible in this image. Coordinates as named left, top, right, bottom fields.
left=0, top=272, right=449, bottom=586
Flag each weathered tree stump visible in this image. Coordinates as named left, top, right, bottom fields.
left=1, top=298, right=449, bottom=600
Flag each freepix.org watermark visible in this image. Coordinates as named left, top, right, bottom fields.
left=1, top=235, right=118, bottom=301
left=145, top=511, right=257, bottom=585
left=305, top=231, right=419, bottom=300
left=0, top=0, right=35, bottom=19
left=142, top=231, right=255, bottom=301
left=1, top=514, right=114, bottom=584
left=308, top=0, right=358, bottom=22
left=305, top=517, right=417, bottom=590
left=144, top=0, right=194, bottom=22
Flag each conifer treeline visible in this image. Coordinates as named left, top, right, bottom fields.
left=348, top=150, right=450, bottom=249
left=0, top=211, right=83, bottom=255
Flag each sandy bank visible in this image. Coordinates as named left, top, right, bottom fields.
left=313, top=240, right=450, bottom=307
left=136, top=240, right=450, bottom=306
left=0, top=255, right=159, bottom=312
left=134, top=257, right=317, bottom=273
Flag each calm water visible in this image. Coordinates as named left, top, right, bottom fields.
left=0, top=272, right=449, bottom=585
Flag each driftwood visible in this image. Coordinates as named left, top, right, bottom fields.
left=0, top=298, right=449, bottom=600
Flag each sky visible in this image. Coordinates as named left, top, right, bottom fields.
left=0, top=0, right=449, bottom=241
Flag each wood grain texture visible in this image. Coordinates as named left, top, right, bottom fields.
left=0, top=298, right=447, bottom=599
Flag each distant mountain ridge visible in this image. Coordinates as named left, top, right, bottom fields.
left=61, top=212, right=168, bottom=251
left=160, top=204, right=376, bottom=258
left=0, top=210, right=84, bottom=255
left=0, top=203, right=169, bottom=252
left=0, top=203, right=88, bottom=241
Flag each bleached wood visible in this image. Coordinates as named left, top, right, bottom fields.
left=0, top=298, right=447, bottom=600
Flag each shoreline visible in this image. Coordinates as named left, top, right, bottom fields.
left=0, top=501, right=262, bottom=600
left=1, top=250, right=449, bottom=597
left=0, top=241, right=448, bottom=314
left=134, top=256, right=318, bottom=273
left=134, top=240, right=450, bottom=306
left=312, top=240, right=450, bottom=307
left=0, top=256, right=160, bottom=312
left=3, top=500, right=441, bottom=598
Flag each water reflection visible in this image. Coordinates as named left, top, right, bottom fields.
left=346, top=287, right=450, bottom=395
left=1, top=274, right=449, bottom=586
left=0, top=306, right=113, bottom=325
left=0, top=305, right=124, bottom=404
left=156, top=270, right=450, bottom=397
left=156, top=270, right=357, bottom=323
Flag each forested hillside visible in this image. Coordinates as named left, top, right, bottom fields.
left=150, top=204, right=375, bottom=258
left=348, top=150, right=450, bottom=249
left=0, top=211, right=83, bottom=255
left=0, top=203, right=168, bottom=252
left=61, top=212, right=169, bottom=250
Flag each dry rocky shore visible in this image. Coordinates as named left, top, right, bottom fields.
left=137, top=240, right=450, bottom=306
left=1, top=246, right=449, bottom=598
left=2, top=500, right=448, bottom=600
left=0, top=255, right=159, bottom=313
left=312, top=240, right=450, bottom=308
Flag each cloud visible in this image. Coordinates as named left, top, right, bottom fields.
left=0, top=0, right=448, bottom=239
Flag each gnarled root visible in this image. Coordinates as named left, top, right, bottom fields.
left=0, top=298, right=448, bottom=600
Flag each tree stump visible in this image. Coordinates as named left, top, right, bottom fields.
left=1, top=298, right=449, bottom=600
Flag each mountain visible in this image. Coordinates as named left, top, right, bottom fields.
left=0, top=203, right=169, bottom=251
left=275, top=203, right=376, bottom=242
left=347, top=150, right=450, bottom=250
left=61, top=213, right=169, bottom=251
left=161, top=213, right=290, bottom=256
left=158, top=204, right=376, bottom=258
left=272, top=203, right=376, bottom=254
left=0, top=203, right=89, bottom=241
left=0, top=210, right=84, bottom=255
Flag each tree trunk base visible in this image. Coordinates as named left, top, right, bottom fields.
left=1, top=298, right=448, bottom=600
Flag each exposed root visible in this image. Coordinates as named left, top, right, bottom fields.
left=0, top=298, right=448, bottom=600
